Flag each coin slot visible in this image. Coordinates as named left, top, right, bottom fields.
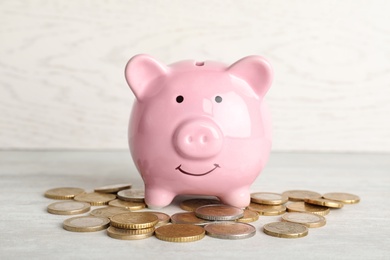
left=195, top=61, right=205, bottom=66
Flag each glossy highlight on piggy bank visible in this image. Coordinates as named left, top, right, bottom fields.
left=125, top=54, right=273, bottom=208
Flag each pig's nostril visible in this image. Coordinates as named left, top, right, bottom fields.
left=201, top=135, right=208, bottom=144
left=187, top=136, right=193, bottom=143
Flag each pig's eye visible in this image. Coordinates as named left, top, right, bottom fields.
left=215, top=96, right=222, bottom=103
left=176, top=95, right=184, bottom=103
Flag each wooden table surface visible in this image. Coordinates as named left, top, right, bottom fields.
left=0, top=151, right=389, bottom=259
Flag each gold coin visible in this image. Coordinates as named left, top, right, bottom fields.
left=251, top=192, right=288, bottom=205
left=108, top=199, right=146, bottom=210
left=282, top=190, right=322, bottom=201
left=107, top=226, right=154, bottom=240
left=171, top=212, right=210, bottom=225
left=263, top=222, right=308, bottom=238
left=322, top=192, right=360, bottom=204
left=94, top=183, right=132, bottom=194
left=204, top=222, right=256, bottom=240
left=155, top=224, right=205, bottom=242
left=282, top=212, right=326, bottom=228
left=63, top=216, right=110, bottom=232
left=74, top=192, right=116, bottom=206
left=286, top=202, right=330, bottom=216
left=247, top=203, right=286, bottom=216
left=110, top=212, right=158, bottom=229
left=304, top=198, right=344, bottom=208
left=44, top=187, right=85, bottom=200
left=179, top=198, right=220, bottom=211
left=195, top=204, right=244, bottom=221
left=236, top=209, right=259, bottom=223
left=90, top=206, right=130, bottom=218
left=47, top=201, right=90, bottom=215
left=117, top=189, right=145, bottom=202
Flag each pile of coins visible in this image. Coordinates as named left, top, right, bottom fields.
left=44, top=185, right=360, bottom=242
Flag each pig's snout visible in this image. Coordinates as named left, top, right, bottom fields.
left=173, top=119, right=223, bottom=159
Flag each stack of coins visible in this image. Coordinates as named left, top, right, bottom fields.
left=44, top=185, right=360, bottom=241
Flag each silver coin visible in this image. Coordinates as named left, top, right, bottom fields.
left=204, top=222, right=256, bottom=239
left=117, top=189, right=144, bottom=202
left=195, top=204, right=244, bottom=221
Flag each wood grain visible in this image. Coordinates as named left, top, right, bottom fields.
left=0, top=0, right=389, bottom=151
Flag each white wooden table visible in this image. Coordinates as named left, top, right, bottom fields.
left=0, top=151, right=388, bottom=259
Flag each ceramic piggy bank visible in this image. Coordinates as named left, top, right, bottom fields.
left=125, top=54, right=273, bottom=208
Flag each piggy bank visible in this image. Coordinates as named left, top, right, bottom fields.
left=125, top=54, right=273, bottom=208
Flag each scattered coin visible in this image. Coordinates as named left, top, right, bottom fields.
left=236, top=209, right=259, bottom=223
left=282, top=190, right=322, bottom=201
left=90, top=206, right=131, bottom=218
left=204, top=222, right=256, bottom=240
left=263, top=222, right=308, bottom=238
left=251, top=192, right=288, bottom=205
left=305, top=198, right=344, bottom=209
left=286, top=202, right=330, bottom=216
left=110, top=212, right=158, bottom=229
left=247, top=203, right=286, bottom=216
left=171, top=212, right=210, bottom=225
left=95, top=183, right=132, bottom=194
left=195, top=204, right=244, bottom=221
left=108, top=199, right=146, bottom=210
left=44, top=187, right=85, bottom=200
left=107, top=226, right=154, bottom=240
left=74, top=192, right=116, bottom=206
left=282, top=212, right=326, bottom=228
left=322, top=192, right=360, bottom=204
left=117, top=189, right=145, bottom=202
left=47, top=201, right=90, bottom=215
left=155, top=224, right=205, bottom=242
left=179, top=198, right=220, bottom=211
left=63, top=216, right=110, bottom=232
left=146, top=211, right=171, bottom=226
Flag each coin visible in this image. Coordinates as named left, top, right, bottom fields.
left=304, top=198, right=344, bottom=209
left=117, top=189, right=145, bottom=202
left=108, top=199, right=146, bottom=210
left=95, top=183, right=132, bottom=194
left=146, top=211, right=170, bottom=226
left=179, top=198, right=220, bottom=211
left=90, top=206, right=130, bottom=218
left=195, top=204, right=244, bottom=221
left=322, top=192, right=360, bottom=204
left=235, top=209, right=259, bottom=223
left=263, top=222, right=308, bottom=238
left=107, top=226, right=154, bottom=240
left=247, top=203, right=286, bottom=216
left=44, top=187, right=85, bottom=200
left=74, top=192, right=116, bottom=206
left=282, top=212, right=326, bottom=228
left=282, top=190, right=322, bottom=201
left=63, top=216, right=110, bottom=232
left=47, top=201, right=90, bottom=215
left=155, top=224, right=205, bottom=242
left=204, top=222, right=256, bottom=240
left=110, top=212, right=158, bottom=229
left=171, top=212, right=210, bottom=225
left=286, top=202, right=330, bottom=216
left=251, top=192, right=288, bottom=205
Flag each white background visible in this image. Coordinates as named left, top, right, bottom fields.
left=1, top=0, right=389, bottom=152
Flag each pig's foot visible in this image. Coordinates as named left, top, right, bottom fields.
left=144, top=188, right=175, bottom=209
left=218, top=189, right=251, bottom=208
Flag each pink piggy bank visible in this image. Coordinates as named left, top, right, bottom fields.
left=125, top=54, right=273, bottom=208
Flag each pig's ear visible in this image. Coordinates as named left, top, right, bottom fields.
left=227, top=56, right=273, bottom=98
left=125, top=54, right=169, bottom=100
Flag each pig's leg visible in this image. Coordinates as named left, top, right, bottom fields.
left=144, top=187, right=175, bottom=209
left=218, top=188, right=251, bottom=208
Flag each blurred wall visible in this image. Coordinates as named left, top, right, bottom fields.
left=0, top=0, right=389, bottom=152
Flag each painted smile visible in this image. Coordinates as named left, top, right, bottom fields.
left=175, top=164, right=220, bottom=176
